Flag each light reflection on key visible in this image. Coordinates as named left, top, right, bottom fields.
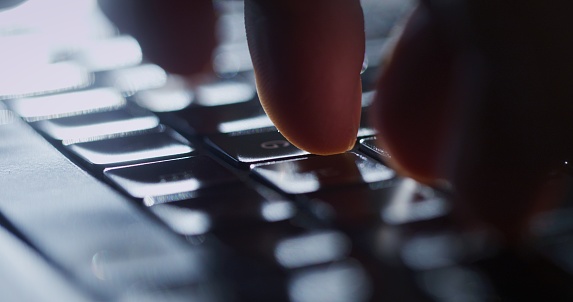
left=104, top=156, right=238, bottom=199
left=8, top=88, right=125, bottom=122
left=108, top=169, right=201, bottom=199
left=253, top=152, right=395, bottom=194
left=68, top=130, right=193, bottom=166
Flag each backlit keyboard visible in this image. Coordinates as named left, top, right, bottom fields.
left=1, top=1, right=573, bottom=301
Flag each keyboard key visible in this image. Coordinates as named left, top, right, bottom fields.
left=0, top=62, right=91, bottom=100
left=213, top=43, right=253, bottom=75
left=133, top=75, right=194, bottom=112
left=305, top=186, right=395, bottom=229
left=217, top=222, right=351, bottom=270
left=148, top=184, right=297, bottom=235
left=104, top=156, right=239, bottom=199
left=195, top=80, right=256, bottom=107
left=207, top=130, right=309, bottom=166
left=274, top=230, right=352, bottom=269
left=381, top=178, right=450, bottom=225
left=170, top=101, right=271, bottom=135
left=73, top=36, right=142, bottom=72
left=306, top=178, right=448, bottom=229
left=68, top=129, right=193, bottom=167
left=35, top=104, right=159, bottom=142
left=252, top=152, right=395, bottom=194
left=101, top=64, right=167, bottom=96
left=7, top=88, right=126, bottom=122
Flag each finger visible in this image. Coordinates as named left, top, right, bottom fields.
left=245, top=0, right=365, bottom=155
left=97, top=0, right=216, bottom=75
left=371, top=6, right=457, bottom=183
left=373, top=3, right=573, bottom=240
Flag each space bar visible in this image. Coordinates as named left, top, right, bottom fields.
left=0, top=112, right=211, bottom=300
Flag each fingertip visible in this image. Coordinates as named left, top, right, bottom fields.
left=245, top=0, right=364, bottom=155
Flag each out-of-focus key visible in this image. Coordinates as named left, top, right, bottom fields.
left=217, top=222, right=351, bottom=270
left=304, top=186, right=395, bottom=229
left=0, top=62, right=91, bottom=100
left=195, top=80, right=256, bottom=107
left=133, top=75, right=193, bottom=112
left=35, top=104, right=159, bottom=142
left=207, top=130, right=309, bottom=166
left=381, top=178, right=450, bottom=225
left=7, top=88, right=125, bottom=122
left=170, top=102, right=272, bottom=135
left=73, top=36, right=142, bottom=72
left=148, top=183, right=296, bottom=235
left=306, top=178, right=449, bottom=228
left=288, top=260, right=372, bottom=302
left=68, top=129, right=193, bottom=168
left=252, top=152, right=395, bottom=194
left=101, top=64, right=167, bottom=96
left=104, top=156, right=239, bottom=199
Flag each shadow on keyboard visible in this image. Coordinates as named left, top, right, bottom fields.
left=1, top=0, right=573, bottom=301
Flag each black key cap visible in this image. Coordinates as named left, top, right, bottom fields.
left=67, top=128, right=193, bottom=168
left=104, top=155, right=239, bottom=199
left=252, top=152, right=395, bottom=194
left=34, top=104, right=159, bottom=142
left=148, top=183, right=297, bottom=235
left=207, top=130, right=309, bottom=166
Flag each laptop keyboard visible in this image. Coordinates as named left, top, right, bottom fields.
left=1, top=1, right=573, bottom=301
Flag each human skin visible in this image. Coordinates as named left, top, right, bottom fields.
left=100, top=0, right=573, bottom=241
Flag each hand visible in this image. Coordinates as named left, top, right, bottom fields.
left=99, top=0, right=573, bottom=241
